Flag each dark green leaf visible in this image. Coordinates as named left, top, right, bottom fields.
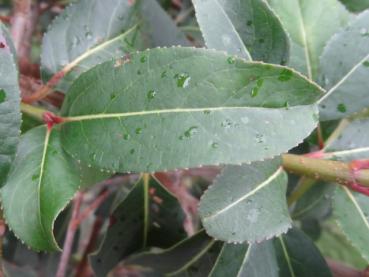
left=210, top=228, right=331, bottom=277
left=1, top=126, right=81, bottom=251
left=193, top=0, right=289, bottom=64
left=319, top=11, right=369, bottom=120
left=333, top=186, right=369, bottom=262
left=199, top=158, right=291, bottom=243
left=125, top=230, right=218, bottom=276
left=90, top=175, right=186, bottom=276
left=41, top=0, right=188, bottom=92
left=267, top=0, right=351, bottom=80
left=0, top=23, right=21, bottom=187
left=339, top=0, right=369, bottom=12
left=60, top=47, right=322, bottom=173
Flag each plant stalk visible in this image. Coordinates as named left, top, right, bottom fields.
left=20, top=102, right=47, bottom=121
left=282, top=154, right=369, bottom=187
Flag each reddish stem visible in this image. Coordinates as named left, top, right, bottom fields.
left=56, top=192, right=84, bottom=277
left=43, top=111, right=64, bottom=130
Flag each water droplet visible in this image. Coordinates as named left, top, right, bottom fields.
left=161, top=71, right=167, bottom=78
left=255, top=133, right=265, bottom=143
left=284, top=101, right=290, bottom=110
left=0, top=89, right=6, bottom=103
left=211, top=142, right=219, bottom=149
left=251, top=87, right=259, bottom=97
left=85, top=31, right=93, bottom=40
left=130, top=149, right=135, bottom=154
left=241, top=117, right=249, bottom=124
left=184, top=126, right=198, bottom=138
left=203, top=110, right=211, bottom=115
left=259, top=38, right=265, bottom=44
left=363, top=61, right=369, bottom=67
left=135, top=128, right=142, bottom=134
left=247, top=20, right=253, bottom=26
left=227, top=57, right=236, bottom=64
left=175, top=73, right=191, bottom=88
left=147, top=90, right=157, bottom=100
left=89, top=152, right=97, bottom=161
left=337, top=103, right=347, bottom=113
left=360, top=28, right=369, bottom=36
left=123, top=134, right=131, bottom=140
left=140, top=56, right=147, bottom=63
left=221, top=119, right=233, bottom=128
left=137, top=69, right=142, bottom=75
left=278, top=69, right=293, bottom=81
left=32, top=174, right=39, bottom=181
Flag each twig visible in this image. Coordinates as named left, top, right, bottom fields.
left=56, top=192, right=84, bottom=277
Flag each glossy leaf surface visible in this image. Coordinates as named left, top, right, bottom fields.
left=60, top=47, right=322, bottom=173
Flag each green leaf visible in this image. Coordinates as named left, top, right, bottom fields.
left=90, top=175, right=187, bottom=276
left=193, top=0, right=289, bottom=64
left=125, top=230, right=219, bottom=276
left=333, top=186, right=369, bottom=262
left=1, top=126, right=81, bottom=251
left=339, top=0, right=369, bottom=12
left=41, top=0, right=188, bottom=92
left=319, top=11, right=369, bottom=121
left=210, top=228, right=332, bottom=277
left=60, top=47, right=322, bottom=173
left=324, top=117, right=369, bottom=161
left=267, top=0, right=351, bottom=80
left=199, top=158, right=291, bottom=243
left=0, top=23, right=21, bottom=187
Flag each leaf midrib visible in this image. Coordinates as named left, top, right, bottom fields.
left=63, top=106, right=310, bottom=123
left=343, top=187, right=369, bottom=230
left=279, top=236, right=296, bottom=277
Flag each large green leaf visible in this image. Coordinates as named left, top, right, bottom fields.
left=339, top=0, right=369, bottom=12
left=199, top=158, right=291, bottom=243
left=333, top=186, right=369, bottom=262
left=324, top=117, right=369, bottom=161
left=125, top=230, right=219, bottom=276
left=210, top=228, right=332, bottom=277
left=60, top=47, right=322, bottom=173
left=267, top=0, right=351, bottom=80
left=41, top=0, right=188, bottom=92
left=319, top=11, right=369, bottom=121
left=192, top=0, right=289, bottom=64
left=0, top=23, right=21, bottom=187
left=1, top=126, right=81, bottom=251
left=90, top=175, right=186, bottom=276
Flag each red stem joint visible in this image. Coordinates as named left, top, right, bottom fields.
left=43, top=111, right=64, bottom=130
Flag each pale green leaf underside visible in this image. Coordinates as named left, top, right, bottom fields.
left=199, top=158, right=291, bottom=243
left=193, top=0, right=290, bottom=64
left=1, top=126, right=80, bottom=251
left=333, top=186, right=369, bottom=262
left=0, top=23, right=21, bottom=186
left=268, top=0, right=351, bottom=80
left=41, top=0, right=188, bottom=92
left=60, top=47, right=322, bottom=173
left=319, top=11, right=369, bottom=121
left=91, top=176, right=186, bottom=276
left=324, top=117, right=369, bottom=161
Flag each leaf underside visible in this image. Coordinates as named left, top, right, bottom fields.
left=1, top=126, right=81, bottom=251
left=193, top=0, right=289, bottom=64
left=199, top=158, right=291, bottom=243
left=60, top=47, right=322, bottom=173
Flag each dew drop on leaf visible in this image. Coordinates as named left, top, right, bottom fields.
left=147, top=90, right=157, bottom=100
left=363, top=61, right=369, bottom=67
left=184, top=126, right=198, bottom=138
left=278, top=69, right=293, bottom=81
left=175, top=73, right=191, bottom=88
left=130, top=149, right=135, bottom=154
left=85, top=31, right=93, bottom=40
left=360, top=28, right=369, bottom=37
left=161, top=71, right=167, bottom=78
left=227, top=57, right=236, bottom=64
left=221, top=119, right=233, bottom=128
left=0, top=89, right=6, bottom=103
left=135, top=128, right=142, bottom=134
left=32, top=174, right=39, bottom=181
left=255, top=133, right=265, bottom=143
left=140, top=56, right=147, bottom=63
left=251, top=87, right=259, bottom=97
left=137, top=70, right=142, bottom=75
left=246, top=20, right=253, bottom=26
left=337, top=103, right=347, bottom=113
left=123, top=134, right=131, bottom=140
left=203, top=110, right=211, bottom=115
left=211, top=142, right=219, bottom=149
